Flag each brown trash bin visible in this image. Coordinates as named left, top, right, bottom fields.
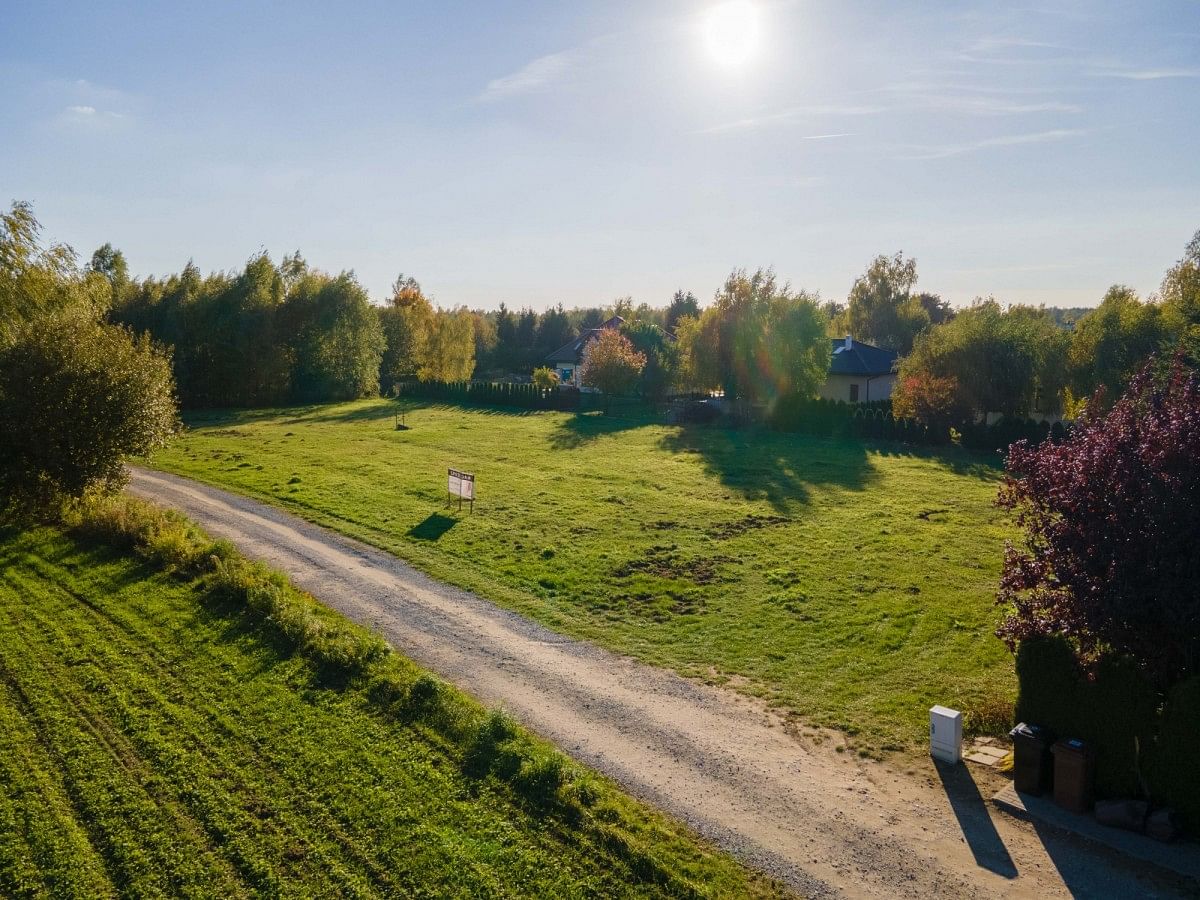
left=1051, top=738, right=1095, bottom=813
left=1010, top=723, right=1053, bottom=795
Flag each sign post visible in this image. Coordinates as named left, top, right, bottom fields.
left=447, top=468, right=475, bottom=513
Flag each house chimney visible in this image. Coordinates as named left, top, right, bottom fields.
left=845, top=334, right=853, bottom=350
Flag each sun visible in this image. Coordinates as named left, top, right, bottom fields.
left=702, top=1, right=762, bottom=69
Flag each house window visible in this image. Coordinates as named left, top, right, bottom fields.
left=849, top=384, right=860, bottom=403
left=561, top=368, right=573, bottom=382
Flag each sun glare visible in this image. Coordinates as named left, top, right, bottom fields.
left=702, top=0, right=762, bottom=69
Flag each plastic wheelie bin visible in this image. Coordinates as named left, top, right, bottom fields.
left=1051, top=738, right=1095, bottom=813
left=1009, top=723, right=1052, bottom=796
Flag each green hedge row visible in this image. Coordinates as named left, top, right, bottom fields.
left=1016, top=636, right=1200, bottom=829
left=766, top=396, right=1068, bottom=453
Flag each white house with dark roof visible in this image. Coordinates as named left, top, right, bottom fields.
left=818, top=335, right=899, bottom=403
left=544, top=315, right=624, bottom=387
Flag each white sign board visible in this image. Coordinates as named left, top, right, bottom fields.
left=448, top=468, right=475, bottom=501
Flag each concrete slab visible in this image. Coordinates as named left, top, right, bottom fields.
left=993, top=784, right=1200, bottom=882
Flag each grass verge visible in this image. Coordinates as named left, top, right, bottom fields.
left=0, top=495, right=781, bottom=898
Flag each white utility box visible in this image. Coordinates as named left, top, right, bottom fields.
left=930, top=705, right=962, bottom=764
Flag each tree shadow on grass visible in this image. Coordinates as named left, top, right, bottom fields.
left=869, top=442, right=1004, bottom=481
left=548, top=410, right=660, bottom=450
left=658, top=426, right=877, bottom=510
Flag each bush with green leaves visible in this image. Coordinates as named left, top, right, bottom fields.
left=0, top=312, right=178, bottom=516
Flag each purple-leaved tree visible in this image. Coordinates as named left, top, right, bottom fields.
left=996, top=357, right=1200, bottom=690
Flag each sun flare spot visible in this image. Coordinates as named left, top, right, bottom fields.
left=702, top=1, right=762, bottom=69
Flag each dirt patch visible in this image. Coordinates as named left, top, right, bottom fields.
left=643, top=520, right=682, bottom=532
left=613, top=545, right=732, bottom=585
left=706, top=514, right=791, bottom=539
left=915, top=508, right=951, bottom=521
left=608, top=589, right=703, bottom=621
left=206, top=428, right=252, bottom=438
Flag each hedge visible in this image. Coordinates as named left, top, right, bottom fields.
left=1015, top=635, right=1200, bottom=828
left=765, top=394, right=1066, bottom=454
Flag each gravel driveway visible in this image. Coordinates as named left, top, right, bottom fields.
left=130, top=467, right=1191, bottom=899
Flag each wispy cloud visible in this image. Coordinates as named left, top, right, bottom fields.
left=478, top=49, right=580, bottom=102
left=1090, top=66, right=1200, bottom=80
left=48, top=78, right=139, bottom=125
left=888, top=88, right=1081, bottom=116
left=697, top=105, right=882, bottom=135
left=900, top=128, right=1085, bottom=160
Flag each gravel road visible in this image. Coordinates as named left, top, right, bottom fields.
left=129, top=467, right=1192, bottom=899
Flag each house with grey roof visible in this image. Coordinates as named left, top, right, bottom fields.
left=545, top=315, right=624, bottom=387
left=818, top=336, right=899, bottom=403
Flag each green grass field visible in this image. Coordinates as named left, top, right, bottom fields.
left=0, top=524, right=774, bottom=898
left=155, top=399, right=1017, bottom=753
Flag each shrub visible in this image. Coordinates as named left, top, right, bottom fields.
left=514, top=754, right=568, bottom=808
left=1014, top=634, right=1081, bottom=735
left=0, top=311, right=178, bottom=517
left=531, top=366, right=559, bottom=390
left=1015, top=636, right=1160, bottom=800
left=1150, top=677, right=1200, bottom=829
left=998, top=357, right=1200, bottom=691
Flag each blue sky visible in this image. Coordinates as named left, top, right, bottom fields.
left=2, top=0, right=1198, bottom=310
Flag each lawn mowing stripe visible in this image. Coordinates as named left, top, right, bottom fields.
left=0, top=679, right=115, bottom=899
left=2, top=560, right=384, bottom=897
left=1, top=531, right=737, bottom=899
left=0, top=572, right=252, bottom=898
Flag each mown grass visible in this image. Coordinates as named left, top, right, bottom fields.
left=153, top=398, right=1018, bottom=753
left=0, top=511, right=779, bottom=898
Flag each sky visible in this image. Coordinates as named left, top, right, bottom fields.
left=2, top=0, right=1198, bottom=311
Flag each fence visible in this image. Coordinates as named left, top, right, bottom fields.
left=394, top=380, right=600, bottom=412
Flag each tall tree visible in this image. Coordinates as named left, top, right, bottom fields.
left=378, top=274, right=434, bottom=389
left=845, top=252, right=930, bottom=354
left=898, top=299, right=1068, bottom=418
left=280, top=271, right=385, bottom=401
left=622, top=320, right=677, bottom=401
left=1068, top=285, right=1170, bottom=405
left=419, top=309, right=476, bottom=383
left=1, top=201, right=109, bottom=339
left=89, top=242, right=130, bottom=306
left=706, top=268, right=828, bottom=405
left=536, top=304, right=575, bottom=359
left=665, top=290, right=700, bottom=331
left=1161, top=229, right=1200, bottom=364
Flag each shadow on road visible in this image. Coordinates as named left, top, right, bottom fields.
left=935, top=760, right=1018, bottom=879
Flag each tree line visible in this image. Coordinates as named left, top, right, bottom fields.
left=9, top=198, right=1200, bottom=426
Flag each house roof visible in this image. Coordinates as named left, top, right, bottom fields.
left=829, top=338, right=898, bottom=376
left=546, top=315, right=625, bottom=363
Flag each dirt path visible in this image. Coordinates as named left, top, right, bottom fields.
left=130, top=468, right=1189, bottom=899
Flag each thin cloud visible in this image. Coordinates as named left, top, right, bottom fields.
left=697, top=105, right=883, bottom=135
left=890, top=89, right=1081, bottom=116
left=65, top=105, right=96, bottom=115
left=1091, top=66, right=1200, bottom=80
left=900, top=128, right=1085, bottom=160
left=478, top=49, right=579, bottom=102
